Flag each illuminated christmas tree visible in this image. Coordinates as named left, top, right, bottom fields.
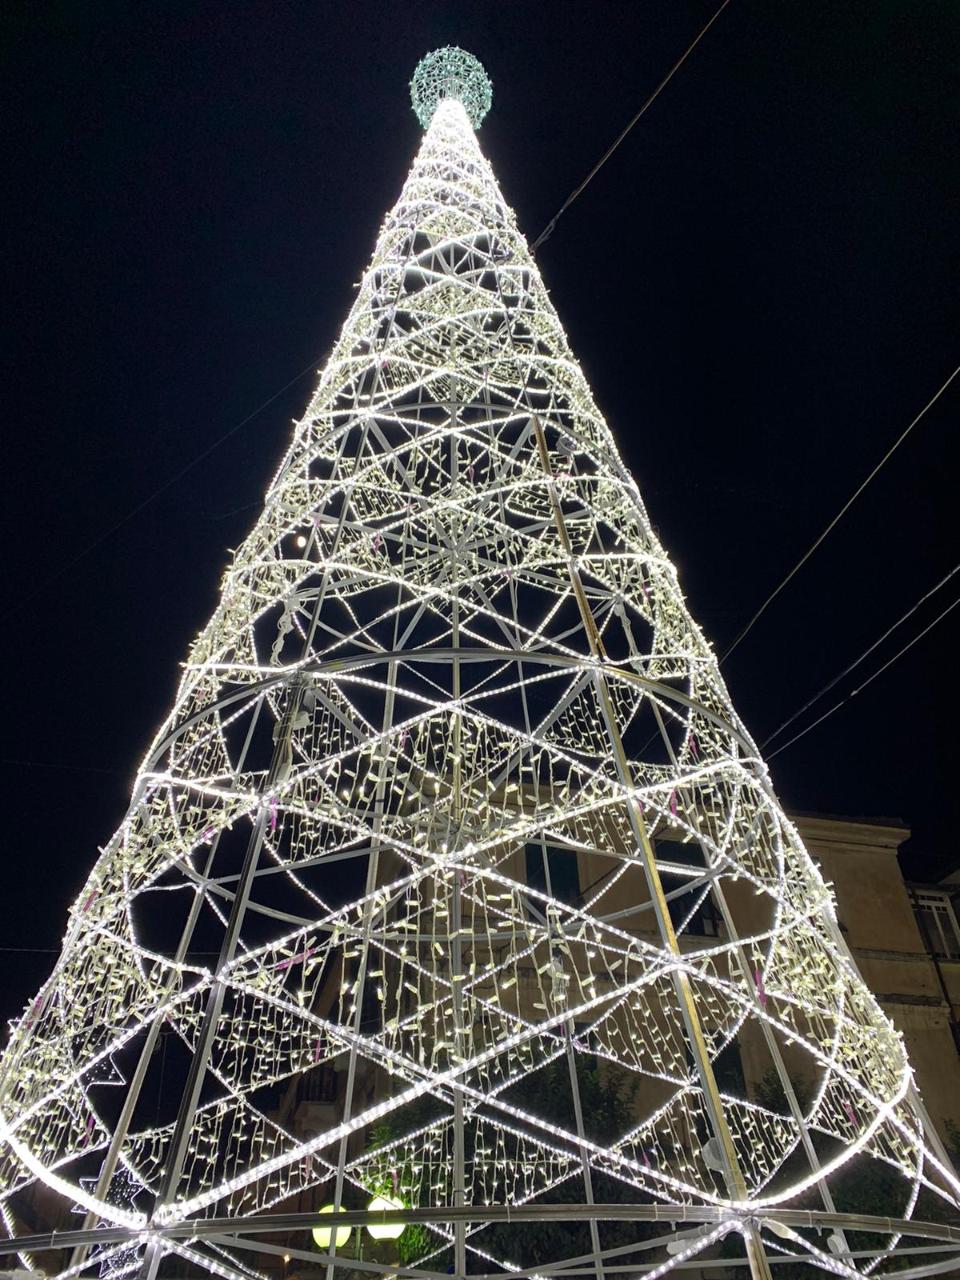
left=1, top=46, right=957, bottom=1280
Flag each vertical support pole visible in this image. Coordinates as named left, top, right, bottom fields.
left=324, top=660, right=399, bottom=1280
left=477, top=353, right=608, bottom=1278
left=448, top=409, right=468, bottom=1280
left=620, top=619, right=844, bottom=1226
left=71, top=695, right=268, bottom=1276
left=71, top=842, right=216, bottom=1274
left=139, top=678, right=305, bottom=1280
left=530, top=415, right=772, bottom=1280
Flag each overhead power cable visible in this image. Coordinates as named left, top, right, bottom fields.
left=530, top=0, right=732, bottom=251
left=765, top=591, right=960, bottom=761
left=0, top=946, right=220, bottom=955
left=0, top=757, right=124, bottom=775
left=761, top=560, right=960, bottom=750
left=2, top=354, right=323, bottom=622
left=722, top=363, right=960, bottom=663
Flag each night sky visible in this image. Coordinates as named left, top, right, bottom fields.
left=2, top=1, right=956, bottom=1029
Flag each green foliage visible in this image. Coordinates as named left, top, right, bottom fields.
left=753, top=1067, right=812, bottom=1116
left=358, top=1078, right=960, bottom=1275
left=356, top=1060, right=648, bottom=1271
left=506, top=1055, right=638, bottom=1144
left=478, top=1058, right=651, bottom=1271
left=396, top=1222, right=432, bottom=1266
left=726, top=1079, right=960, bottom=1274
left=361, top=1111, right=434, bottom=1264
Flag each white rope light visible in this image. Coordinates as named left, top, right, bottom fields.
left=0, top=48, right=957, bottom=1280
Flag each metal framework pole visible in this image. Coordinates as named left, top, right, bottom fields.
left=3, top=53, right=955, bottom=1280
left=531, top=414, right=772, bottom=1280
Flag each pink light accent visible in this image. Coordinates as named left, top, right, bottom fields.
left=754, top=969, right=767, bottom=1007
left=275, top=946, right=316, bottom=972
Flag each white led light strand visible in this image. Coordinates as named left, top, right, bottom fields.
left=0, top=45, right=957, bottom=1280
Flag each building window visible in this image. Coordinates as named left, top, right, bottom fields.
left=656, top=840, right=705, bottom=869
left=525, top=843, right=581, bottom=909
left=690, top=892, right=722, bottom=938
left=664, top=885, right=722, bottom=938
left=656, top=843, right=721, bottom=937
left=712, top=1042, right=746, bottom=1098
left=913, top=891, right=960, bottom=960
left=300, top=1064, right=338, bottom=1104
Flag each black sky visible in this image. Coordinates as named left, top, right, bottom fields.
left=1, top=0, right=957, bottom=1027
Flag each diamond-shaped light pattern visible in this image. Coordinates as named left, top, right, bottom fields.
left=1, top=51, right=958, bottom=1280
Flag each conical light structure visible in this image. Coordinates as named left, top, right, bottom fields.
left=1, top=47, right=958, bottom=1280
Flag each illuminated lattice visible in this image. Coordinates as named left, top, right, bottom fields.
left=411, top=46, right=491, bottom=129
left=1, top=48, right=958, bottom=1280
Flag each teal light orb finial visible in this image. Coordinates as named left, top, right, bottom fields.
left=410, top=47, right=492, bottom=129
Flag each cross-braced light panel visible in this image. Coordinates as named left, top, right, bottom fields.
left=1, top=46, right=958, bottom=1280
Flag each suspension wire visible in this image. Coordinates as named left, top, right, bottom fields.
left=766, top=593, right=960, bottom=761
left=0, top=947, right=220, bottom=954
left=761, top=561, right=960, bottom=749
left=722, top=363, right=960, bottom=663
left=530, top=0, right=733, bottom=251
left=1, top=354, right=323, bottom=622
left=0, top=757, right=123, bottom=774
left=9, top=8, right=733, bottom=618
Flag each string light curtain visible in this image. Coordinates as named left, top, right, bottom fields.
left=1, top=47, right=957, bottom=1280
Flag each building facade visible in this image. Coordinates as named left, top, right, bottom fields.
left=284, top=811, right=960, bottom=1160
left=798, top=815, right=960, bottom=1142
left=10, top=812, right=959, bottom=1278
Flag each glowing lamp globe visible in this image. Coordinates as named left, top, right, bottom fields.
left=410, top=46, right=491, bottom=129
left=312, top=1204, right=351, bottom=1250
left=365, top=1194, right=405, bottom=1241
